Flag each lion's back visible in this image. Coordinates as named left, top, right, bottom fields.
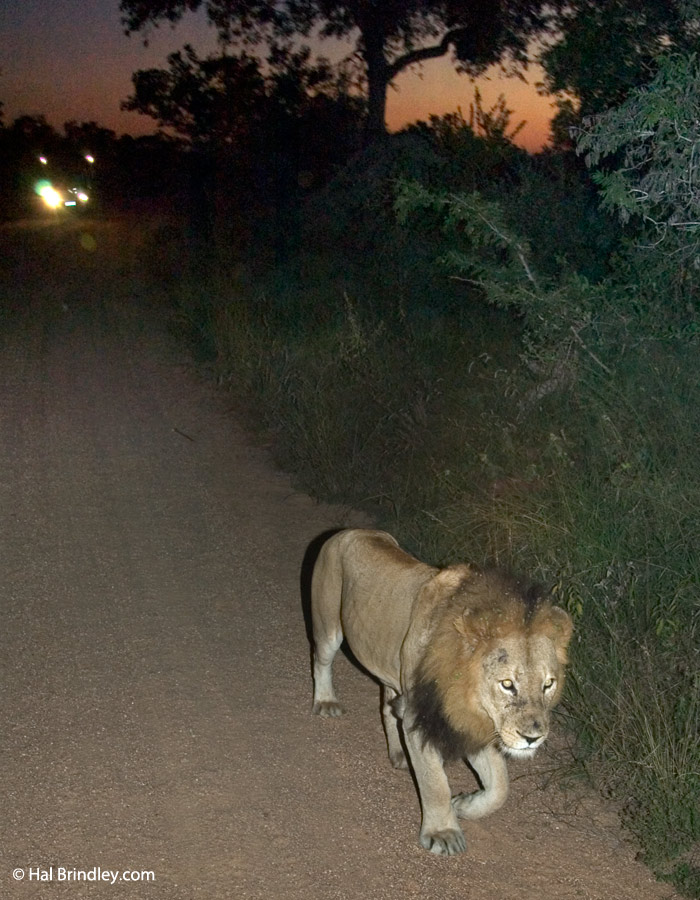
left=313, top=529, right=434, bottom=686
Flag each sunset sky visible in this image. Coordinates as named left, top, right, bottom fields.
left=1, top=0, right=557, bottom=152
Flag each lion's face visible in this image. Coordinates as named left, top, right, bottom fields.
left=478, top=633, right=564, bottom=758
left=416, top=574, right=573, bottom=763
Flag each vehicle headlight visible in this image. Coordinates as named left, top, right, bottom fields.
left=39, top=185, right=63, bottom=209
left=77, top=191, right=89, bottom=203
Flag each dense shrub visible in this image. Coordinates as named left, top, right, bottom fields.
left=173, top=102, right=698, bottom=895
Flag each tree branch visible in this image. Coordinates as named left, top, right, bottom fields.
left=386, top=29, right=458, bottom=81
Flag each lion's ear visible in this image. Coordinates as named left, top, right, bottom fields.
left=434, top=564, right=473, bottom=592
left=534, top=605, right=574, bottom=664
left=419, top=564, right=473, bottom=616
left=454, top=606, right=497, bottom=649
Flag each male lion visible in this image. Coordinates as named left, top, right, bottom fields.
left=310, top=528, right=573, bottom=856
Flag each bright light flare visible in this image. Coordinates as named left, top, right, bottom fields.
left=77, top=191, right=89, bottom=203
left=41, top=187, right=63, bottom=209
left=85, top=154, right=95, bottom=164
left=39, top=156, right=48, bottom=165
left=35, top=181, right=63, bottom=209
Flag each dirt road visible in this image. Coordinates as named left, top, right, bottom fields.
left=0, top=220, right=680, bottom=899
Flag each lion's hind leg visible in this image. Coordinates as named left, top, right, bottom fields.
left=311, top=538, right=345, bottom=718
left=312, top=627, right=344, bottom=717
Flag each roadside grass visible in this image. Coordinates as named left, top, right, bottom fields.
left=164, top=172, right=699, bottom=893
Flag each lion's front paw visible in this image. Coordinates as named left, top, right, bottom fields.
left=419, top=826, right=466, bottom=856
left=312, top=700, right=344, bottom=717
left=451, top=766, right=508, bottom=820
left=451, top=790, right=479, bottom=818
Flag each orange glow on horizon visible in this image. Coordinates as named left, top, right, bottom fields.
left=386, top=58, right=555, bottom=153
left=2, top=2, right=555, bottom=152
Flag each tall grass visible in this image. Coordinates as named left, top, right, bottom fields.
left=166, top=124, right=699, bottom=892
left=171, top=255, right=699, bottom=893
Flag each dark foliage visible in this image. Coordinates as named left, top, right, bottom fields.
left=120, top=0, right=565, bottom=140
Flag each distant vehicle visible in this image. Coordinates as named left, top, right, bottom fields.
left=35, top=179, right=90, bottom=212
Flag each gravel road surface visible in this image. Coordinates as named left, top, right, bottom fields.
left=0, top=220, right=680, bottom=900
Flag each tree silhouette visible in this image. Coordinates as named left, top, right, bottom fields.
left=122, top=43, right=360, bottom=157
left=541, top=0, right=700, bottom=121
left=123, top=46, right=268, bottom=144
left=120, top=0, right=562, bottom=141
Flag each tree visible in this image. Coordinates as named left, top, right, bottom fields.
left=63, top=121, right=117, bottom=153
left=575, top=50, right=700, bottom=310
left=123, top=45, right=268, bottom=144
left=10, top=114, right=59, bottom=150
left=122, top=43, right=361, bottom=162
left=120, top=0, right=563, bottom=142
left=540, top=0, right=700, bottom=121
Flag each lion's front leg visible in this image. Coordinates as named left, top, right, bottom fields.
left=452, top=745, right=509, bottom=820
left=403, top=714, right=466, bottom=856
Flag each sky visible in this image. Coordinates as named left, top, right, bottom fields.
left=1, top=0, right=558, bottom=152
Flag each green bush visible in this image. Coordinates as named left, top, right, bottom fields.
left=172, top=111, right=699, bottom=894
left=216, top=287, right=699, bottom=892
left=394, top=170, right=700, bottom=893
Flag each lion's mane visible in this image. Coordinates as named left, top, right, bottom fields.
left=411, top=570, right=567, bottom=760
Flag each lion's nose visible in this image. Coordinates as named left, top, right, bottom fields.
left=518, top=732, right=543, bottom=746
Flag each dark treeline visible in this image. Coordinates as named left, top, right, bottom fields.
left=0, top=52, right=365, bottom=255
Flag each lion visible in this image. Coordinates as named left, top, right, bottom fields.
left=310, top=528, right=573, bottom=856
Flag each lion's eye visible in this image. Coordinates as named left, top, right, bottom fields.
left=500, top=679, right=516, bottom=694
left=543, top=678, right=555, bottom=691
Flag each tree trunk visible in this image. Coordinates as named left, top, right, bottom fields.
left=362, top=28, right=389, bottom=145
left=361, top=23, right=454, bottom=144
